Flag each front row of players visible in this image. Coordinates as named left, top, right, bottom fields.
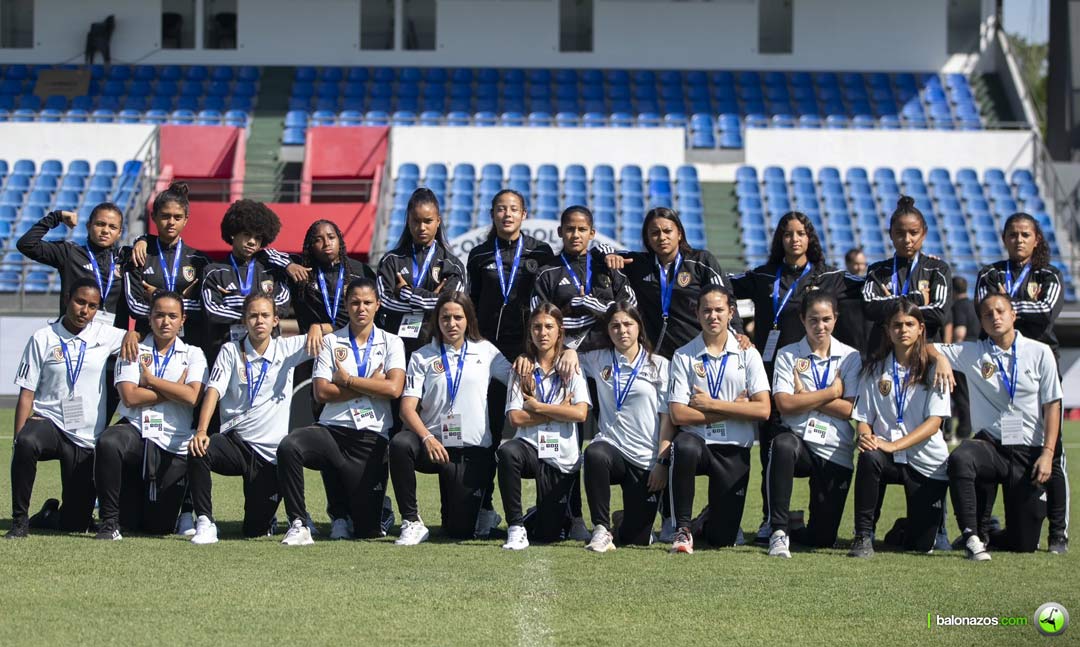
left=10, top=277, right=1061, bottom=560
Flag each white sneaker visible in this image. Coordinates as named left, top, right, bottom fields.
left=965, top=534, right=991, bottom=561
left=474, top=508, right=502, bottom=539
left=329, top=518, right=353, bottom=540
left=191, top=515, right=219, bottom=545
left=502, top=524, right=529, bottom=550
left=281, top=519, right=315, bottom=546
left=754, top=519, right=771, bottom=544
left=768, top=529, right=791, bottom=558
left=569, top=516, right=590, bottom=542
left=585, top=525, right=616, bottom=553
left=395, top=519, right=430, bottom=546
left=305, top=514, right=319, bottom=537
left=176, top=511, right=196, bottom=537
left=657, top=516, right=676, bottom=543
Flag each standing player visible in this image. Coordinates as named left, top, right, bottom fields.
left=767, top=292, right=860, bottom=558
left=579, top=301, right=673, bottom=551
left=847, top=299, right=949, bottom=558
left=7, top=279, right=136, bottom=538
left=391, top=292, right=512, bottom=545
left=276, top=278, right=406, bottom=545
left=93, top=291, right=207, bottom=540
left=187, top=292, right=314, bottom=544
left=975, top=212, right=1068, bottom=553
left=667, top=285, right=771, bottom=553
left=499, top=303, right=591, bottom=550
left=935, top=293, right=1062, bottom=560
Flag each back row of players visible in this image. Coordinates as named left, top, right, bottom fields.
left=8, top=183, right=1066, bottom=558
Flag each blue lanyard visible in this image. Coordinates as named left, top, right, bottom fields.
left=61, top=336, right=86, bottom=391
left=702, top=352, right=730, bottom=399
left=85, top=246, right=115, bottom=303
left=494, top=236, right=524, bottom=305
left=229, top=255, right=255, bottom=296
left=993, top=338, right=1019, bottom=406
left=245, top=356, right=270, bottom=408
left=439, top=340, right=468, bottom=409
left=890, top=253, right=919, bottom=296
left=892, top=357, right=911, bottom=425
left=157, top=239, right=183, bottom=291
left=559, top=252, right=592, bottom=294
left=611, top=347, right=647, bottom=411
left=656, top=252, right=683, bottom=319
left=411, top=243, right=438, bottom=289
left=349, top=328, right=375, bottom=378
left=152, top=342, right=176, bottom=379
left=317, top=266, right=345, bottom=322
left=772, top=264, right=812, bottom=328
left=1004, top=262, right=1032, bottom=298
left=533, top=368, right=561, bottom=404
left=809, top=354, right=832, bottom=390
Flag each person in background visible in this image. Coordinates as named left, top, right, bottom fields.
left=844, top=248, right=867, bottom=277
left=946, top=275, right=979, bottom=444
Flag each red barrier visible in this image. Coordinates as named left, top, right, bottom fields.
left=159, top=125, right=241, bottom=179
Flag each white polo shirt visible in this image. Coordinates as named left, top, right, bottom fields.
left=115, top=336, right=208, bottom=455
left=852, top=353, right=950, bottom=480
left=580, top=348, right=670, bottom=470
left=207, top=334, right=310, bottom=463
left=772, top=336, right=861, bottom=469
left=402, top=338, right=512, bottom=448
left=507, top=367, right=592, bottom=474
left=668, top=333, right=770, bottom=448
left=314, top=326, right=406, bottom=438
left=935, top=332, right=1062, bottom=447
left=15, top=320, right=127, bottom=448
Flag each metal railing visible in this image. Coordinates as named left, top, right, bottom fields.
left=149, top=177, right=376, bottom=204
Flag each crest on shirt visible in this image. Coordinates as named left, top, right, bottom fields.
left=878, top=378, right=892, bottom=396
left=918, top=280, right=929, bottom=292
left=980, top=360, right=996, bottom=380
left=182, top=265, right=195, bottom=282
left=139, top=352, right=153, bottom=367
left=1027, top=282, right=1040, bottom=299
left=113, top=265, right=124, bottom=278
left=677, top=271, right=692, bottom=287
left=525, top=259, right=538, bottom=273
left=692, top=360, right=706, bottom=378
left=261, top=280, right=274, bottom=294
left=600, top=366, right=612, bottom=381
left=237, top=364, right=248, bottom=384
left=430, top=264, right=441, bottom=283
left=432, top=358, right=445, bottom=374
left=795, top=358, right=810, bottom=373
left=333, top=346, right=349, bottom=363
left=51, top=346, right=64, bottom=361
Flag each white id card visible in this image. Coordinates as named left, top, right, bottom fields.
left=398, top=312, right=424, bottom=339
left=61, top=396, right=86, bottom=429
left=892, top=424, right=908, bottom=464
left=349, top=398, right=377, bottom=429
left=1000, top=410, right=1025, bottom=445
left=229, top=324, right=246, bottom=343
left=706, top=421, right=727, bottom=440
left=803, top=417, right=829, bottom=445
left=440, top=413, right=463, bottom=447
left=537, top=428, right=560, bottom=459
left=141, top=410, right=165, bottom=440
left=95, top=311, right=116, bottom=327
left=763, top=329, right=781, bottom=362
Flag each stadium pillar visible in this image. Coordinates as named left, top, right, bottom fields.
left=1046, top=0, right=1079, bottom=161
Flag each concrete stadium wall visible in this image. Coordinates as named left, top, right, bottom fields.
left=0, top=123, right=156, bottom=166
left=9, top=0, right=960, bottom=70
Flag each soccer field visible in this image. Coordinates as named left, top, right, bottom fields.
left=0, top=412, right=1076, bottom=647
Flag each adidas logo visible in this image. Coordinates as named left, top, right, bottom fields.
left=374, top=482, right=384, bottom=491
left=558, top=277, right=573, bottom=287
left=734, top=488, right=745, bottom=497
left=143, top=266, right=155, bottom=275
left=269, top=494, right=279, bottom=502
left=840, top=481, right=849, bottom=490
left=226, top=282, right=238, bottom=291
left=932, top=499, right=942, bottom=509
left=1040, top=492, right=1048, bottom=502
left=472, top=490, right=483, bottom=498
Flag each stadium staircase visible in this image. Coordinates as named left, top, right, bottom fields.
left=242, top=66, right=294, bottom=203
left=973, top=73, right=1017, bottom=126
left=702, top=181, right=742, bottom=267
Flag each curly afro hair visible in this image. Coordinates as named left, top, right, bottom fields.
left=220, top=199, right=282, bottom=246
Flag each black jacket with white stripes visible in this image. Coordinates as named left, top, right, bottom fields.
left=201, top=254, right=290, bottom=362
left=862, top=253, right=951, bottom=346
left=976, top=260, right=1063, bottom=357
left=531, top=247, right=636, bottom=352
left=376, top=241, right=467, bottom=354
left=124, top=234, right=211, bottom=342
left=293, top=256, right=377, bottom=332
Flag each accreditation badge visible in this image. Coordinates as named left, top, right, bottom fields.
left=537, top=427, right=561, bottom=459
left=440, top=413, right=463, bottom=447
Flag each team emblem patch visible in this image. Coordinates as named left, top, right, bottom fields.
left=431, top=265, right=441, bottom=282
left=113, top=265, right=124, bottom=278
left=261, top=280, right=274, bottom=294
left=334, top=346, right=349, bottom=363
left=596, top=274, right=611, bottom=288
left=600, top=366, right=612, bottom=381
left=432, top=359, right=445, bottom=374
left=182, top=266, right=196, bottom=282
left=981, top=360, right=996, bottom=380
left=525, top=259, right=538, bottom=273
left=693, top=361, right=706, bottom=378
left=795, top=358, right=811, bottom=373
left=1027, top=282, right=1040, bottom=299
left=237, top=364, right=248, bottom=384
left=677, top=271, right=692, bottom=287
left=878, top=378, right=892, bottom=396
left=918, top=280, right=930, bottom=292
left=139, top=353, right=153, bottom=367
left=52, top=346, right=64, bottom=361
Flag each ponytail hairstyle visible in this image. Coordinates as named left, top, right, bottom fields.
left=1002, top=212, right=1050, bottom=270
left=862, top=298, right=930, bottom=386
left=799, top=290, right=838, bottom=319
left=88, top=201, right=124, bottom=233
left=242, top=290, right=278, bottom=318
left=888, top=195, right=927, bottom=233
left=394, top=187, right=447, bottom=250
left=642, top=207, right=692, bottom=255
left=768, top=211, right=826, bottom=266
left=487, top=189, right=528, bottom=240
left=152, top=182, right=190, bottom=218
left=427, top=291, right=482, bottom=344
left=150, top=289, right=186, bottom=317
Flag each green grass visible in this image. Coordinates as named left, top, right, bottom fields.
left=0, top=412, right=1077, bottom=646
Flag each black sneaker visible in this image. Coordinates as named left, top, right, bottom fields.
left=847, top=534, right=874, bottom=558
left=5, top=517, right=29, bottom=539
left=93, top=520, right=122, bottom=541
left=1049, top=535, right=1068, bottom=555
left=28, top=498, right=60, bottom=529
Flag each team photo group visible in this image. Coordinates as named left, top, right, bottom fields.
left=8, top=179, right=1066, bottom=562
